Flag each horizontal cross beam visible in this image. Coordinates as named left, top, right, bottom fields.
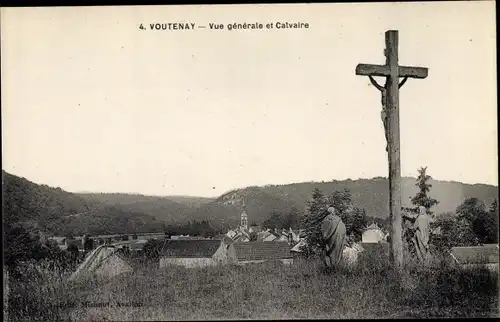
left=356, top=63, right=428, bottom=79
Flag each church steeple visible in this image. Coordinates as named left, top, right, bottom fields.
left=240, top=198, right=248, bottom=230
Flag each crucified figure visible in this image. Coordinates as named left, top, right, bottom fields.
left=368, top=75, right=408, bottom=152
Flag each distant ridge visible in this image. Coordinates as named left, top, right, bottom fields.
left=3, top=170, right=498, bottom=236
left=79, top=176, right=498, bottom=228
left=208, top=176, right=498, bottom=226
left=2, top=170, right=167, bottom=236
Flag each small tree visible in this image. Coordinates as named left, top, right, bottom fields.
left=347, top=208, right=368, bottom=242
left=457, top=198, right=496, bottom=245
left=327, top=189, right=353, bottom=215
left=406, top=167, right=440, bottom=256
left=429, top=212, right=455, bottom=252
left=328, top=189, right=368, bottom=243
left=411, top=166, right=439, bottom=214
left=83, top=237, right=94, bottom=251
left=302, top=188, right=367, bottom=255
left=67, top=243, right=80, bottom=262
left=454, top=217, right=479, bottom=246
left=249, top=231, right=258, bottom=242
left=142, top=239, right=163, bottom=261
left=456, top=198, right=486, bottom=222
left=301, top=188, right=328, bottom=255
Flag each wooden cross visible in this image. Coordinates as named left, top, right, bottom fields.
left=355, top=30, right=428, bottom=269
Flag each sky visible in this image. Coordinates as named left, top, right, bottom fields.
left=1, top=2, right=497, bottom=197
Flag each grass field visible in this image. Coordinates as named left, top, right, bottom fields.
left=6, top=252, right=499, bottom=321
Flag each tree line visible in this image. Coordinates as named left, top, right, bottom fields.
left=163, top=220, right=219, bottom=238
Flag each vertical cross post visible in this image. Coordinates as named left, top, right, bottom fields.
left=385, top=30, right=403, bottom=269
left=355, top=30, right=428, bottom=269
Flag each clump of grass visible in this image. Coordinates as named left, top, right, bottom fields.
left=7, top=252, right=499, bottom=321
left=7, top=259, right=80, bottom=321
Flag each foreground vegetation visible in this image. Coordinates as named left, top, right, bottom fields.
left=6, top=252, right=499, bottom=321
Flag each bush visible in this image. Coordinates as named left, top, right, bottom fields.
left=142, top=239, right=164, bottom=261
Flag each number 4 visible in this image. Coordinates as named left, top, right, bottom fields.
left=139, top=24, right=145, bottom=30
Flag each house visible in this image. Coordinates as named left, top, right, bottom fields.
left=260, top=231, right=279, bottom=242
left=220, top=235, right=235, bottom=245
left=113, top=239, right=148, bottom=254
left=48, top=236, right=66, bottom=245
left=233, top=231, right=250, bottom=243
left=256, top=231, right=268, bottom=242
left=159, top=239, right=235, bottom=268
left=290, top=240, right=307, bottom=253
left=226, top=229, right=237, bottom=239
left=233, top=242, right=295, bottom=265
left=277, top=234, right=289, bottom=242
left=288, top=228, right=300, bottom=243
left=263, top=233, right=278, bottom=242
left=68, top=245, right=133, bottom=281
left=274, top=229, right=294, bottom=243
left=277, top=228, right=301, bottom=244
left=449, top=244, right=499, bottom=271
left=362, top=223, right=385, bottom=243
left=59, top=237, right=83, bottom=251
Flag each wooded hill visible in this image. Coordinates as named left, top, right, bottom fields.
left=2, top=171, right=166, bottom=236
left=210, top=177, right=498, bottom=227
left=3, top=170, right=498, bottom=236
